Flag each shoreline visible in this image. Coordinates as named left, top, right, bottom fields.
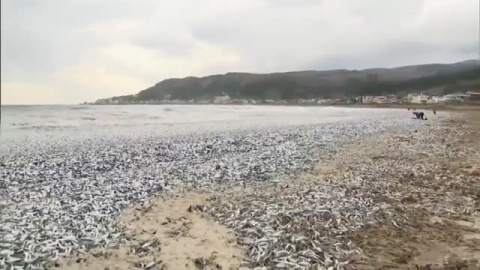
left=81, top=103, right=480, bottom=111
left=335, top=103, right=480, bottom=111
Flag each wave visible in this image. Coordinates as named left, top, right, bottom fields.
left=70, top=106, right=91, bottom=110
left=11, top=122, right=30, bottom=127
left=18, top=125, right=73, bottom=130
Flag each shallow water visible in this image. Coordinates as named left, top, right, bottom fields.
left=1, top=105, right=407, bottom=138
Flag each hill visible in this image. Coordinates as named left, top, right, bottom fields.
left=96, top=60, right=480, bottom=104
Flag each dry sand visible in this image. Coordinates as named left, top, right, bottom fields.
left=57, top=193, right=244, bottom=270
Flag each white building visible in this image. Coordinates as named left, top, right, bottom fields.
left=443, top=92, right=468, bottom=103
left=408, top=93, right=429, bottom=104
left=387, top=95, right=400, bottom=103
left=213, top=95, right=230, bottom=104
left=427, top=96, right=444, bottom=103
left=317, top=99, right=333, bottom=105
left=373, top=96, right=388, bottom=104
left=362, top=96, right=375, bottom=104
left=299, top=99, right=316, bottom=104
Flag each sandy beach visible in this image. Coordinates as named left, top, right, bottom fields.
left=61, top=111, right=480, bottom=269
left=1, top=106, right=479, bottom=269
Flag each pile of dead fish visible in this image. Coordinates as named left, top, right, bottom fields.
left=0, top=116, right=425, bottom=268
left=203, top=118, right=480, bottom=269
left=337, top=123, right=480, bottom=217
left=205, top=174, right=407, bottom=269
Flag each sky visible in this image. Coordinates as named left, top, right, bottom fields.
left=1, top=0, right=479, bottom=104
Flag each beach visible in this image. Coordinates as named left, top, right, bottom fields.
left=1, top=105, right=478, bottom=269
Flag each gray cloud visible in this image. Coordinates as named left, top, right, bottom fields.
left=265, top=0, right=324, bottom=7
left=339, top=0, right=425, bottom=24
left=1, top=0, right=478, bottom=104
left=130, top=31, right=196, bottom=56
left=307, top=41, right=479, bottom=70
left=1, top=0, right=157, bottom=82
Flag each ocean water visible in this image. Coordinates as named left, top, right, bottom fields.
left=0, top=105, right=406, bottom=139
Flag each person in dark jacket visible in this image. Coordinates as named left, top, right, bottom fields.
left=413, top=112, right=424, bottom=120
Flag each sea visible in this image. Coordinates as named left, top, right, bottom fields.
left=0, top=105, right=405, bottom=140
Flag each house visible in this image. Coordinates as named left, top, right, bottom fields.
left=408, top=93, right=429, bottom=104
left=197, top=99, right=211, bottom=104
left=317, top=99, right=333, bottom=105
left=426, top=96, right=443, bottom=104
left=345, top=97, right=362, bottom=103
left=171, top=99, right=186, bottom=104
left=362, top=96, right=375, bottom=104
left=373, top=96, right=388, bottom=104
left=387, top=95, right=400, bottom=103
left=432, top=96, right=445, bottom=103
left=466, top=92, right=480, bottom=103
left=443, top=92, right=468, bottom=103
left=228, top=99, right=248, bottom=104
left=299, top=99, right=316, bottom=104
left=213, top=95, right=230, bottom=104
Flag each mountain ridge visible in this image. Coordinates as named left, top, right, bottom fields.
left=96, top=60, right=480, bottom=104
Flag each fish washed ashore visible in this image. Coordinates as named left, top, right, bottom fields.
left=203, top=114, right=480, bottom=269
left=1, top=109, right=477, bottom=269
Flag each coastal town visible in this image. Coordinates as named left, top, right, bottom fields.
left=94, top=91, right=480, bottom=105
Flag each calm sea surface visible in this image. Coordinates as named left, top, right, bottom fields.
left=0, top=105, right=405, bottom=139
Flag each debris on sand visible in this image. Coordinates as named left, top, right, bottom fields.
left=0, top=112, right=460, bottom=268
left=0, top=115, right=425, bottom=267
left=202, top=114, right=480, bottom=269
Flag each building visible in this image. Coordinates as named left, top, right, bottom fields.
left=427, top=96, right=445, bottom=103
left=317, top=99, right=333, bottom=105
left=362, top=96, right=375, bottom=104
left=349, top=97, right=362, bottom=103
left=443, top=92, right=468, bottom=103
left=466, top=92, right=480, bottom=103
left=408, top=93, right=429, bottom=104
left=213, top=95, right=230, bottom=104
left=298, top=99, right=316, bottom=104
left=373, top=96, right=387, bottom=104
left=387, top=95, right=400, bottom=103
left=197, top=99, right=211, bottom=104
left=228, top=99, right=248, bottom=105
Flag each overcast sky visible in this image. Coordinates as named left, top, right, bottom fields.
left=1, top=0, right=479, bottom=104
